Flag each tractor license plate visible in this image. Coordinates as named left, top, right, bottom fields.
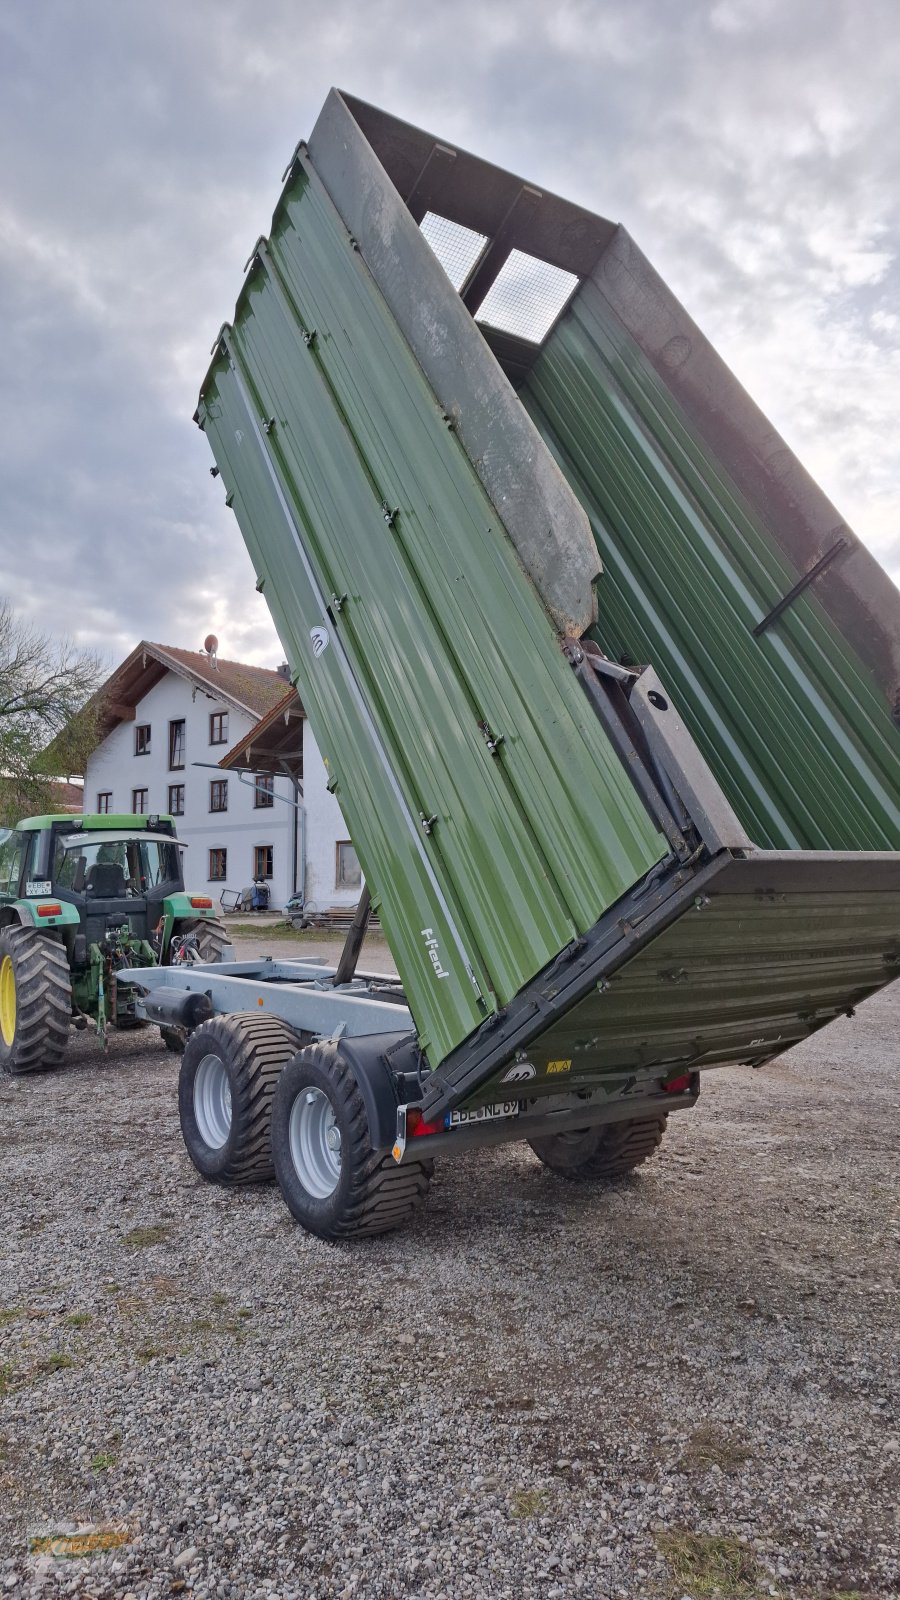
left=450, top=1101, right=519, bottom=1127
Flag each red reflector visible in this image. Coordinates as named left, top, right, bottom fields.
left=663, top=1072, right=692, bottom=1094
left=37, top=904, right=63, bottom=918
left=406, top=1108, right=443, bottom=1138
left=190, top=896, right=213, bottom=909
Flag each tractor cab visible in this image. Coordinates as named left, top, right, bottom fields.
left=48, top=820, right=184, bottom=953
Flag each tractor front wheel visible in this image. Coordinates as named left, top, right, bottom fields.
left=0, top=925, right=71, bottom=1076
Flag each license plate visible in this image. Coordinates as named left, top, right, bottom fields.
left=449, top=1101, right=519, bottom=1127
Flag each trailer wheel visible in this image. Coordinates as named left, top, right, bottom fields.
left=528, top=1116, right=667, bottom=1180
left=0, top=925, right=71, bottom=1076
left=271, top=1041, right=433, bottom=1240
left=179, top=1013, right=303, bottom=1184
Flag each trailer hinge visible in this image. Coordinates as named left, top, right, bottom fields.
left=381, top=501, right=399, bottom=527
left=478, top=721, right=505, bottom=756
left=281, top=139, right=307, bottom=182
left=420, top=812, right=438, bottom=835
left=330, top=592, right=348, bottom=613
left=209, top=465, right=220, bottom=478
left=302, top=328, right=318, bottom=348
left=262, top=417, right=277, bottom=435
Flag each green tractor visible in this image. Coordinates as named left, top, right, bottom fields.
left=0, top=812, right=230, bottom=1073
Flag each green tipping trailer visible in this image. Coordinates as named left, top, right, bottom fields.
left=132, top=92, right=900, bottom=1238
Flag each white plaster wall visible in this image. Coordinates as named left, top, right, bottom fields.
left=83, top=672, right=298, bottom=909
left=301, top=723, right=360, bottom=912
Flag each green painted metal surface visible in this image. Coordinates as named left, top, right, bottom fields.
left=14, top=898, right=80, bottom=930
left=522, top=288, right=900, bottom=851
left=197, top=160, right=666, bottom=1067
left=16, top=813, right=177, bottom=833
left=469, top=870, right=900, bottom=1107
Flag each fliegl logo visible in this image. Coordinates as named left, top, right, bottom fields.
left=501, top=1061, right=536, bottom=1085
left=420, top=928, right=450, bottom=980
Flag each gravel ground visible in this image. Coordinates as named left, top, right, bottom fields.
left=0, top=931, right=897, bottom=1600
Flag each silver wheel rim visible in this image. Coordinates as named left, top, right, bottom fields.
left=194, top=1053, right=233, bottom=1149
left=288, top=1086, right=342, bottom=1199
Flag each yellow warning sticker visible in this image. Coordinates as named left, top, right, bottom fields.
left=545, top=1059, right=572, bottom=1075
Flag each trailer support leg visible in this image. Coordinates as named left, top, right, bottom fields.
left=332, top=885, right=372, bottom=987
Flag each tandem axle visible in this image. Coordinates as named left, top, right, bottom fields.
left=121, top=955, right=695, bottom=1239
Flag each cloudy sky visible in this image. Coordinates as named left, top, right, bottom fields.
left=1, top=0, right=898, bottom=671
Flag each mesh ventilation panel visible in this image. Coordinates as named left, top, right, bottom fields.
left=419, top=212, right=488, bottom=291
left=475, top=250, right=580, bottom=342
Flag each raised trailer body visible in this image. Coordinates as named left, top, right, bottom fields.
left=147, top=92, right=900, bottom=1236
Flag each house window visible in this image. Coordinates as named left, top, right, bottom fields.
left=168, top=784, right=185, bottom=816
left=209, top=847, right=227, bottom=881
left=254, top=774, right=274, bottom=808
left=132, top=788, right=148, bottom=815
left=209, top=712, right=229, bottom=745
left=169, top=719, right=185, bottom=770
left=96, top=792, right=112, bottom=814
left=253, top=844, right=273, bottom=880
left=209, top=779, right=228, bottom=813
left=134, top=724, right=151, bottom=756
left=335, top=840, right=361, bottom=890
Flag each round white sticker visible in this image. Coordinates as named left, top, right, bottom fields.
left=310, top=626, right=330, bottom=658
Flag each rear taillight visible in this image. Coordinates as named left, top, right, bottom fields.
left=406, top=1108, right=444, bottom=1138
left=190, top=896, right=213, bottom=909
left=37, top=903, right=63, bottom=918
left=662, top=1072, right=692, bottom=1094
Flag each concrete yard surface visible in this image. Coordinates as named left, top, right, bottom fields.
left=0, top=933, right=897, bottom=1599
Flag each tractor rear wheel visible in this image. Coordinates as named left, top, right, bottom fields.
left=271, top=1040, right=434, bottom=1240
left=528, top=1116, right=667, bottom=1180
left=177, top=918, right=230, bottom=964
left=0, top=925, right=71, bottom=1076
left=178, top=1012, right=304, bottom=1184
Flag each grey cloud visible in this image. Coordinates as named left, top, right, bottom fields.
left=0, top=0, right=897, bottom=674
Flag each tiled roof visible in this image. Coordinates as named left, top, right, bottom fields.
left=219, top=688, right=305, bottom=778
left=44, top=641, right=293, bottom=777
left=144, top=644, right=288, bottom=718
left=50, top=781, right=84, bottom=812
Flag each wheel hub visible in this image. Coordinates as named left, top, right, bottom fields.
left=288, top=1085, right=342, bottom=1199
left=0, top=955, right=16, bottom=1047
left=193, top=1053, right=233, bottom=1149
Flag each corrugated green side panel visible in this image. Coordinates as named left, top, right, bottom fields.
left=522, top=285, right=900, bottom=852
left=198, top=162, right=665, bottom=1066
left=470, top=880, right=900, bottom=1105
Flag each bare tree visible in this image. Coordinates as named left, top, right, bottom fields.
left=0, top=600, right=104, bottom=823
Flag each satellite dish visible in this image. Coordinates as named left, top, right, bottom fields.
left=204, top=634, right=219, bottom=656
